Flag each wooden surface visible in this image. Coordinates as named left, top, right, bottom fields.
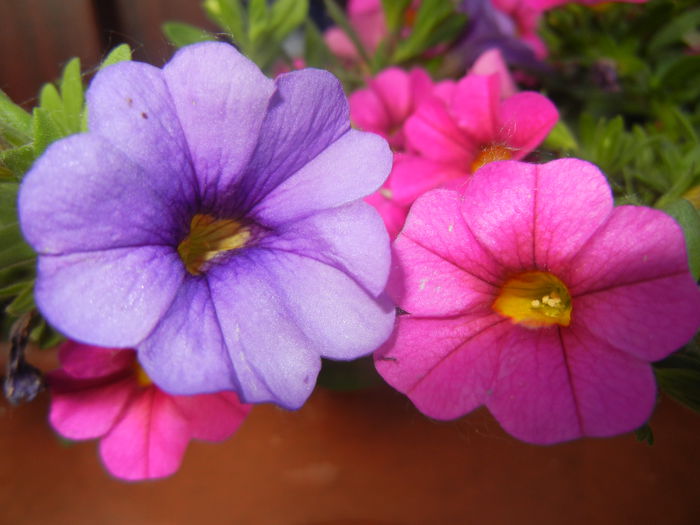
left=1, top=347, right=700, bottom=525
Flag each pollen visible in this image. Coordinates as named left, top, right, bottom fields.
left=177, top=214, right=251, bottom=275
left=470, top=144, right=516, bottom=173
left=493, top=271, right=572, bottom=328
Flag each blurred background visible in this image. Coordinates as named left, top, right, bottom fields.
left=2, top=1, right=700, bottom=524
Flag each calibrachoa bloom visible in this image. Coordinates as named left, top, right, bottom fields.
left=375, top=159, right=700, bottom=444
left=19, top=42, right=395, bottom=410
left=49, top=341, right=250, bottom=480
left=324, top=0, right=387, bottom=63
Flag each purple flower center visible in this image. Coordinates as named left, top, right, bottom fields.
left=493, top=271, right=572, bottom=327
left=177, top=214, right=251, bottom=275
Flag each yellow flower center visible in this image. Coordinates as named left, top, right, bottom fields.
left=493, top=271, right=572, bottom=328
left=470, top=144, right=515, bottom=173
left=134, top=362, right=152, bottom=387
left=177, top=214, right=251, bottom=275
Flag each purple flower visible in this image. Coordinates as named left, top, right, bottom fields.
left=19, top=42, right=395, bottom=409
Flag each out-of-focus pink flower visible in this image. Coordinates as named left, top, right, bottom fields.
left=324, top=0, right=387, bottom=62
left=492, top=0, right=547, bottom=58
left=376, top=159, right=700, bottom=444
left=48, top=341, right=250, bottom=481
left=350, top=67, right=434, bottom=150
left=468, top=48, right=518, bottom=98
left=395, top=71, right=557, bottom=208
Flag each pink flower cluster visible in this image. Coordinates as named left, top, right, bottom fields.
left=351, top=50, right=557, bottom=238
left=49, top=341, right=250, bottom=480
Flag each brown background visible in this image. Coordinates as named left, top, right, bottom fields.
left=2, top=1, right=700, bottom=524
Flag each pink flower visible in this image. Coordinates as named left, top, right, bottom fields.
left=324, top=0, right=387, bottom=62
left=375, top=159, right=700, bottom=444
left=350, top=67, right=434, bottom=151
left=48, top=341, right=250, bottom=480
left=525, top=0, right=646, bottom=9
left=468, top=48, right=518, bottom=98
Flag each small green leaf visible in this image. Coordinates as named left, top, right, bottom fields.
left=269, top=0, right=308, bottom=43
left=381, top=0, right=412, bottom=33
left=304, top=19, right=334, bottom=68
left=0, top=145, right=36, bottom=179
left=543, top=120, right=578, bottom=152
left=648, top=8, right=700, bottom=53
left=163, top=21, right=217, bottom=48
left=5, top=281, right=35, bottom=316
left=204, top=0, right=248, bottom=48
left=38, top=84, right=63, bottom=116
left=59, top=58, right=84, bottom=133
left=32, top=107, right=64, bottom=156
left=0, top=281, right=34, bottom=299
left=655, top=350, right=700, bottom=413
left=0, top=89, right=32, bottom=147
left=634, top=424, right=654, bottom=446
left=248, top=0, right=269, bottom=45
left=662, top=199, right=700, bottom=280
left=100, top=44, right=132, bottom=70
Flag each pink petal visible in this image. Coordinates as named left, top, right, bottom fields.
left=364, top=191, right=409, bottom=240
left=58, top=342, right=135, bottom=379
left=487, top=324, right=656, bottom=444
left=404, top=97, right=474, bottom=165
left=496, top=91, right=558, bottom=158
left=451, top=74, right=501, bottom=143
left=462, top=160, right=612, bottom=273
left=568, top=206, right=700, bottom=361
left=324, top=27, right=360, bottom=60
left=172, top=391, right=251, bottom=441
left=349, top=89, right=391, bottom=137
left=99, top=388, right=190, bottom=481
left=390, top=189, right=503, bottom=316
left=469, top=48, right=517, bottom=98
left=388, top=155, right=466, bottom=206
left=49, top=375, right=136, bottom=440
left=375, top=312, right=510, bottom=420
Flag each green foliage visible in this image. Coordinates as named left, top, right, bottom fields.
left=201, top=0, right=309, bottom=71
left=663, top=199, right=700, bottom=280
left=163, top=21, right=217, bottom=48
left=655, top=342, right=700, bottom=413
left=634, top=424, right=654, bottom=446
left=100, top=43, right=133, bottom=70
left=0, top=90, right=32, bottom=148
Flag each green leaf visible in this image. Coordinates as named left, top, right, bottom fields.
left=662, top=199, right=700, bottom=280
left=59, top=58, right=84, bottom=133
left=269, top=0, right=308, bottom=43
left=248, top=0, right=269, bottom=45
left=163, top=21, right=217, bottom=48
left=204, top=0, right=248, bottom=48
left=0, top=145, right=36, bottom=179
left=100, top=44, right=132, bottom=70
left=324, top=0, right=371, bottom=65
left=543, top=120, right=578, bottom=152
left=303, top=19, right=334, bottom=68
left=0, top=281, right=33, bottom=299
left=32, top=107, right=64, bottom=156
left=381, top=0, right=412, bottom=33
left=38, top=84, right=63, bottom=116
left=648, top=8, right=700, bottom=53
left=0, top=89, right=32, bottom=147
left=5, top=281, right=35, bottom=316
left=634, top=424, right=654, bottom=446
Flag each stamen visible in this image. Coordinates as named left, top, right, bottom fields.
left=178, top=214, right=250, bottom=275
left=493, top=271, right=572, bottom=328
left=471, top=144, right=515, bottom=173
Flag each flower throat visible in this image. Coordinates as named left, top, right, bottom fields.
left=177, top=214, right=250, bottom=275
left=493, top=271, right=572, bottom=328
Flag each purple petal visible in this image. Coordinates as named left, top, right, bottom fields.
left=375, top=312, right=509, bottom=420
left=253, top=129, right=392, bottom=225
left=87, top=61, right=198, bottom=208
left=19, top=134, right=192, bottom=254
left=35, top=246, right=185, bottom=347
left=222, top=69, right=350, bottom=215
left=163, top=42, right=275, bottom=207
left=99, top=389, right=190, bottom=480
left=137, top=277, right=239, bottom=395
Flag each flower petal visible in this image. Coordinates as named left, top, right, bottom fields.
left=171, top=391, right=251, bottom=441
left=163, top=42, right=275, bottom=207
left=252, top=129, right=391, bottom=225
left=87, top=60, right=198, bottom=205
left=391, top=189, right=503, bottom=316
left=19, top=134, right=192, bottom=254
left=58, top=342, right=135, bottom=379
left=375, top=313, right=509, bottom=420
left=451, top=73, right=500, bottom=143
left=463, top=160, right=612, bottom=272
left=496, top=91, right=558, bottom=158
left=49, top=374, right=136, bottom=440
left=99, top=389, right=190, bottom=480
left=35, top=246, right=185, bottom=348
left=225, top=69, right=350, bottom=215
left=567, top=205, right=700, bottom=360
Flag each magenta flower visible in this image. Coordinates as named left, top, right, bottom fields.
left=49, top=341, right=250, bottom=480
left=324, top=0, right=387, bottom=62
left=372, top=71, right=556, bottom=238
left=525, top=0, right=646, bottom=9
left=19, top=42, right=394, bottom=410
left=376, top=159, right=700, bottom=444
